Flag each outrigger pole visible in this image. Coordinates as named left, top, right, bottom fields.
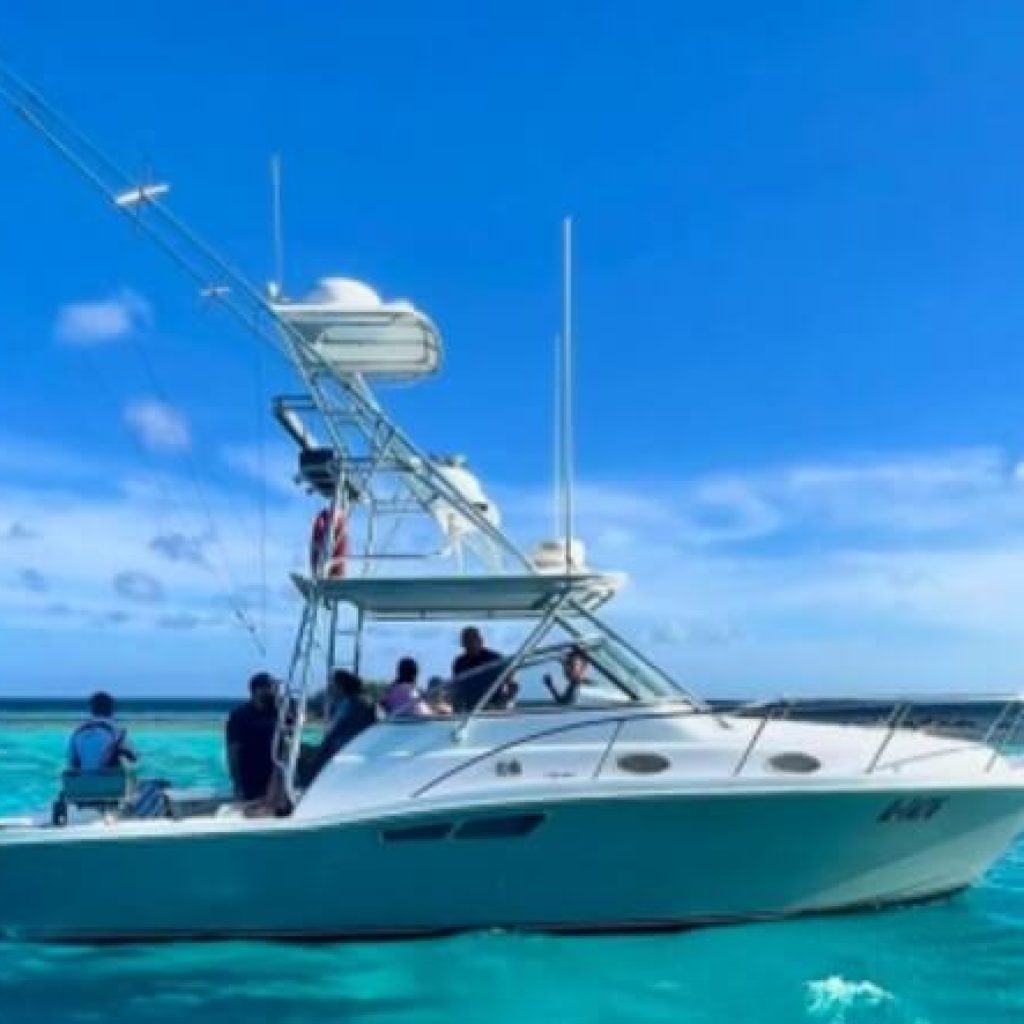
left=0, top=59, right=528, bottom=572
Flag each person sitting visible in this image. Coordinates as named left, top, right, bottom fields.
left=450, top=626, right=517, bottom=712
left=425, top=675, right=453, bottom=715
left=543, top=646, right=593, bottom=706
left=306, top=669, right=379, bottom=779
left=53, top=691, right=142, bottom=824
left=382, top=657, right=431, bottom=718
left=68, top=691, right=138, bottom=772
left=225, top=672, right=280, bottom=802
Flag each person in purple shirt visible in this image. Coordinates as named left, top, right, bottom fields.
left=381, top=657, right=431, bottom=717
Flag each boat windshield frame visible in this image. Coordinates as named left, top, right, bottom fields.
left=399, top=635, right=693, bottom=723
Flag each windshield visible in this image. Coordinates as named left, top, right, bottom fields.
left=384, top=637, right=692, bottom=720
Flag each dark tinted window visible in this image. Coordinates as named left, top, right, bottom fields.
left=454, top=813, right=545, bottom=839
left=380, top=821, right=453, bottom=843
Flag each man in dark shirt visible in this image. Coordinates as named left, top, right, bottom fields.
left=226, top=672, right=280, bottom=801
left=450, top=626, right=516, bottom=712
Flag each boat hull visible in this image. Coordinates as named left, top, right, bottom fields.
left=0, top=782, right=1022, bottom=941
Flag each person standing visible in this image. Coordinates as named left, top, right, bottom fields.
left=226, top=672, right=280, bottom=801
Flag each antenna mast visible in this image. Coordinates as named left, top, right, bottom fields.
left=561, top=216, right=575, bottom=572
left=553, top=331, right=561, bottom=540
left=270, top=153, right=285, bottom=297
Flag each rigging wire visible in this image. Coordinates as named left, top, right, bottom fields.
left=0, top=63, right=267, bottom=653
left=56, top=334, right=264, bottom=656
left=74, top=346, right=195, bottom=553
left=123, top=330, right=267, bottom=655
left=259, top=152, right=284, bottom=642
left=255, top=323, right=269, bottom=646
left=0, top=59, right=535, bottom=574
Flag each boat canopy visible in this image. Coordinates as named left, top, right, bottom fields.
left=289, top=571, right=626, bottom=620
left=272, top=277, right=441, bottom=381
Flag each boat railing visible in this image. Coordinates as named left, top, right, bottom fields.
left=415, top=692, right=1024, bottom=797
left=731, top=699, right=790, bottom=776
left=727, top=692, right=1024, bottom=776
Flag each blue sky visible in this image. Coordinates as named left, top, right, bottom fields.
left=4, top=2, right=1024, bottom=695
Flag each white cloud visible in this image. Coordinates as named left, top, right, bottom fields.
left=782, top=448, right=1002, bottom=491
left=1, top=521, right=36, bottom=542
left=499, top=448, right=1023, bottom=554
left=678, top=477, right=784, bottom=544
left=16, top=567, right=48, bottom=593
left=149, top=531, right=210, bottom=567
left=4, top=432, right=1024, bottom=695
left=112, top=569, right=165, bottom=604
left=0, top=433, right=112, bottom=483
left=672, top=447, right=1024, bottom=543
left=157, top=612, right=203, bottom=630
left=221, top=442, right=299, bottom=497
left=124, top=400, right=191, bottom=453
left=54, top=289, right=152, bottom=346
left=0, top=437, right=309, bottom=693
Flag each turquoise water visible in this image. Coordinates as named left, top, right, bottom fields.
left=0, top=724, right=1022, bottom=1023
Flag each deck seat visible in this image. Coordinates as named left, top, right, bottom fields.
left=58, top=767, right=135, bottom=815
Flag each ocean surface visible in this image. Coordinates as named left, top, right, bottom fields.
left=0, top=714, right=1021, bottom=1023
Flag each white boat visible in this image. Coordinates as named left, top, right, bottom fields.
left=0, top=283, right=1019, bottom=942
left=0, top=64, right=1023, bottom=941
left=0, top=622, right=1022, bottom=940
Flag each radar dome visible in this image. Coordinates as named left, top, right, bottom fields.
left=306, top=278, right=382, bottom=309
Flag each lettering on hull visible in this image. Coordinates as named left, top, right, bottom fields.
left=878, top=796, right=947, bottom=823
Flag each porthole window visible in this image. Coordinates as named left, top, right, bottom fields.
left=617, top=752, right=671, bottom=775
left=766, top=751, right=821, bottom=774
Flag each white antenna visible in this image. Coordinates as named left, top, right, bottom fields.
left=270, top=153, right=285, bottom=297
left=561, top=216, right=575, bottom=572
left=553, top=331, right=561, bottom=540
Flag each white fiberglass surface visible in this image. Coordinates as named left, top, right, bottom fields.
left=293, top=704, right=1018, bottom=826
left=276, top=306, right=441, bottom=379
